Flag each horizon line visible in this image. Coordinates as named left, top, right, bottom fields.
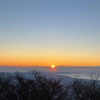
left=0, top=65, right=100, bottom=67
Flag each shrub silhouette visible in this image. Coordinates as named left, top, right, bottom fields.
left=1, top=71, right=100, bottom=100
left=71, top=79, right=100, bottom=100
left=0, top=71, right=68, bottom=100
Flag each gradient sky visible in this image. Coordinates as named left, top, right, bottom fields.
left=0, top=0, right=100, bottom=66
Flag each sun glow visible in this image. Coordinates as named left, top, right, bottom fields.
left=51, top=65, right=55, bottom=69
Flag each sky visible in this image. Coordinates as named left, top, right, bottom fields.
left=0, top=0, right=100, bottom=66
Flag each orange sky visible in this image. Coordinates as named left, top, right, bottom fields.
left=0, top=50, right=100, bottom=66
left=0, top=1, right=100, bottom=67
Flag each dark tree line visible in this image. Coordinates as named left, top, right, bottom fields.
left=0, top=71, right=100, bottom=100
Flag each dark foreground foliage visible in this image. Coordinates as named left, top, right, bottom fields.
left=0, top=71, right=100, bottom=100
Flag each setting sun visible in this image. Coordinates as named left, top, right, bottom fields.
left=51, top=65, right=55, bottom=69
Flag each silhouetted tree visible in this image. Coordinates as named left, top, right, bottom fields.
left=71, top=79, right=100, bottom=100
left=0, top=71, right=68, bottom=100
left=1, top=71, right=100, bottom=100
